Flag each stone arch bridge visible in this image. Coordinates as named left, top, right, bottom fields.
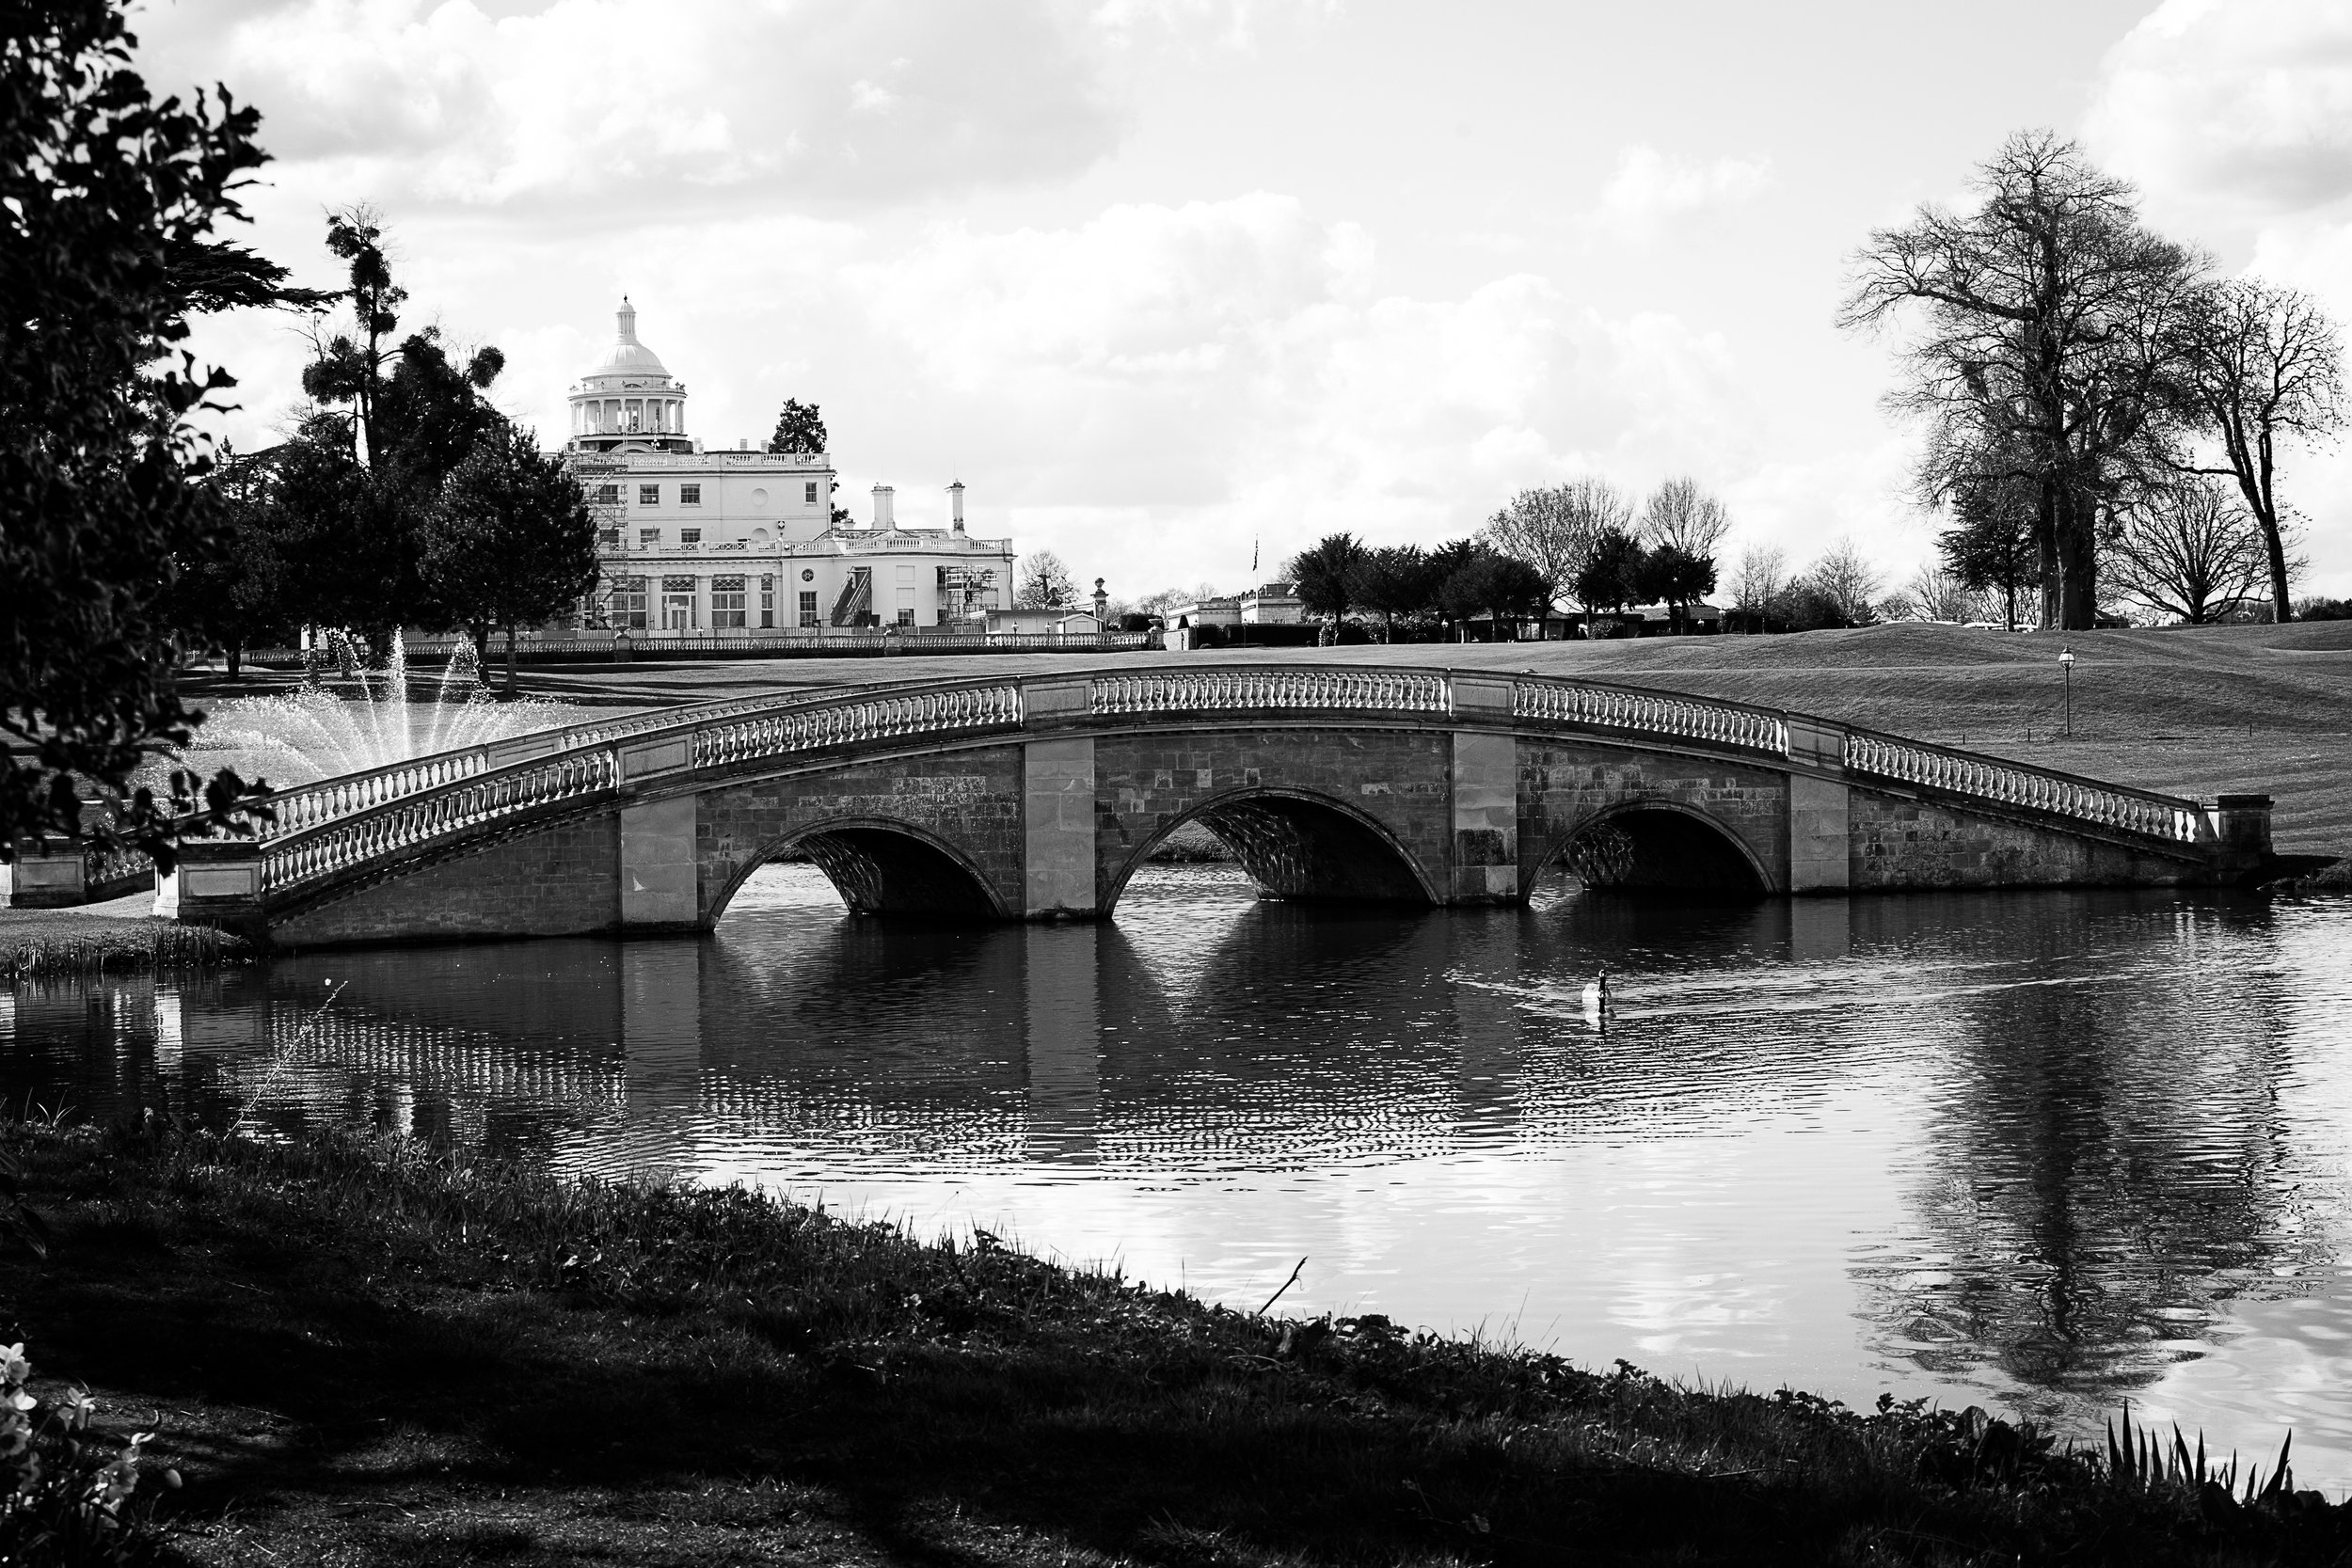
left=155, top=666, right=2275, bottom=947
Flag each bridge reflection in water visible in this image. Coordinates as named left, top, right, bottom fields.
left=3, top=865, right=2350, bottom=1486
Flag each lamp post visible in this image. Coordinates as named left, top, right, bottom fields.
left=2059, top=645, right=2075, bottom=737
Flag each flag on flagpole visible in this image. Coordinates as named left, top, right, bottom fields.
left=1251, top=537, right=1259, bottom=577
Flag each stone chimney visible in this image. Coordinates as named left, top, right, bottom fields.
left=871, top=484, right=895, bottom=531
left=948, top=480, right=965, bottom=534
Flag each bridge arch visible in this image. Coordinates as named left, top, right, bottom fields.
left=1104, top=786, right=1441, bottom=913
left=708, top=816, right=1010, bottom=923
left=1536, top=799, right=1774, bottom=898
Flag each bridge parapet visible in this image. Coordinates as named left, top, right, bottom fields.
left=259, top=684, right=867, bottom=841
left=265, top=746, right=619, bottom=897
left=1511, top=680, right=1788, bottom=758
left=1842, top=728, right=2210, bottom=847
left=1089, top=668, right=1449, bottom=718
left=199, top=662, right=2267, bottom=933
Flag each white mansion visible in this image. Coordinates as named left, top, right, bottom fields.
left=568, top=300, right=1015, bottom=634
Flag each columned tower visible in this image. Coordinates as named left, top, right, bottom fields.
left=568, top=297, right=691, bottom=453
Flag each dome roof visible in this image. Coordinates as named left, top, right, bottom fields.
left=585, top=297, right=671, bottom=381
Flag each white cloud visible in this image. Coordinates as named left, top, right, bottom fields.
left=1589, top=145, right=1773, bottom=240
left=134, top=0, right=1124, bottom=214
left=2086, top=0, right=2352, bottom=219
left=2081, top=2, right=2352, bottom=597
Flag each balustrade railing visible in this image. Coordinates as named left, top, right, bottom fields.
left=264, top=748, right=619, bottom=894
left=1511, top=679, right=1788, bottom=755
left=1842, top=730, right=2206, bottom=846
left=1090, top=669, right=1449, bottom=717
left=250, top=664, right=2223, bottom=899
left=696, top=683, right=1024, bottom=768
left=255, top=686, right=866, bottom=843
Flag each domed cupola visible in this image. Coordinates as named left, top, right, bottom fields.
left=568, top=297, right=691, bottom=452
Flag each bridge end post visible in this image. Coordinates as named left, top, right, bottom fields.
left=2205, top=794, right=2274, bottom=880
left=154, top=838, right=267, bottom=935
left=1785, top=717, right=1851, bottom=895
left=5, top=839, right=88, bottom=909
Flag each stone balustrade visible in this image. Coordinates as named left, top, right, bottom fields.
left=212, top=664, right=2237, bottom=923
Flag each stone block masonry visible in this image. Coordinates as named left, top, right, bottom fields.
left=1090, top=727, right=1454, bottom=908
left=270, top=812, right=623, bottom=947
left=696, top=744, right=1028, bottom=919
left=1847, top=795, right=2206, bottom=890
left=1517, top=740, right=1790, bottom=891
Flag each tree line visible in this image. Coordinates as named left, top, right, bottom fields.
left=1846, top=130, right=2344, bottom=630
left=186, top=208, right=602, bottom=686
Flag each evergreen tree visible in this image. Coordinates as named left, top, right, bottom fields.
left=1287, top=533, right=1365, bottom=623
left=766, top=398, right=829, bottom=456
left=421, top=422, right=600, bottom=690
left=1574, top=530, right=1648, bottom=621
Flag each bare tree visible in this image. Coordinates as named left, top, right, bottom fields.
left=1901, top=562, right=1985, bottom=623
left=2106, top=477, right=2270, bottom=626
left=1637, top=477, right=1732, bottom=559
left=2170, top=279, right=2344, bottom=621
left=1014, top=549, right=1076, bottom=610
left=1841, top=131, right=2201, bottom=630
left=1803, top=538, right=1882, bottom=626
left=1483, top=478, right=1632, bottom=616
left=1728, top=544, right=1788, bottom=630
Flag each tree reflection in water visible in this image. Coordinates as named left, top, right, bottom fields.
left=2, top=866, right=2348, bottom=1481
left=1846, top=895, right=2337, bottom=1421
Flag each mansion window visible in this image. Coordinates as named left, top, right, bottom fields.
left=660, top=575, right=696, bottom=631
left=596, top=483, right=620, bottom=505
left=599, top=528, right=621, bottom=546
left=759, top=575, right=775, bottom=629
left=680, top=529, right=701, bottom=546
left=711, top=576, right=747, bottom=630
left=803, top=481, right=818, bottom=505
left=639, top=484, right=660, bottom=505
left=610, top=577, right=647, bottom=632
left=680, top=483, right=701, bottom=505
left=639, top=528, right=659, bottom=546
left=798, top=591, right=818, bottom=628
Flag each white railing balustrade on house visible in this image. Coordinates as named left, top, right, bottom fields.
left=1842, top=731, right=2206, bottom=846
left=1089, top=669, right=1450, bottom=717
left=1511, top=680, right=1788, bottom=756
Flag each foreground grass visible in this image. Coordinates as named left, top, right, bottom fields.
left=9, top=1123, right=2350, bottom=1566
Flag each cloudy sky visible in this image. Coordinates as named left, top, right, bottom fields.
left=146, top=0, right=2352, bottom=602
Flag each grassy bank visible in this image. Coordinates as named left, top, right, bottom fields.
left=9, top=1121, right=2348, bottom=1566
left=0, top=908, right=251, bottom=982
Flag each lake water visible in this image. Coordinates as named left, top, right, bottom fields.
left=8, top=866, right=2351, bottom=1491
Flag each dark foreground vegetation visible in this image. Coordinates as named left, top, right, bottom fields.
left=8, top=1122, right=2350, bottom=1566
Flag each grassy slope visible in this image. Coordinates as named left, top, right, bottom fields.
left=214, top=622, right=2340, bottom=856
left=14, top=1123, right=2351, bottom=1568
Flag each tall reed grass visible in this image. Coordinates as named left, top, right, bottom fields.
left=0, top=922, right=249, bottom=982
